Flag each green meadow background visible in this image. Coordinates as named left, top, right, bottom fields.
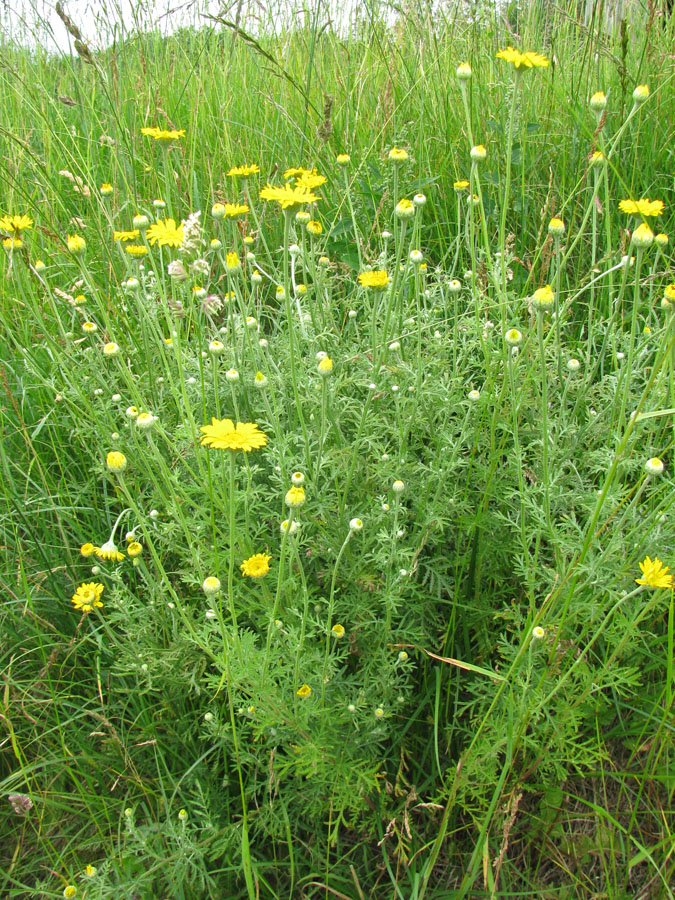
left=1, top=1, right=674, bottom=898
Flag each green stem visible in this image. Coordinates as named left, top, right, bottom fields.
left=537, top=310, right=556, bottom=561
left=499, top=71, right=521, bottom=296
left=618, top=247, right=644, bottom=429
left=321, top=530, right=353, bottom=704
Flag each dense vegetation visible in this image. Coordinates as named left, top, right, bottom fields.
left=1, top=1, right=674, bottom=897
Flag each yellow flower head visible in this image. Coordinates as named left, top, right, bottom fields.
left=590, top=91, right=607, bottom=111
left=548, top=218, right=565, bottom=236
left=106, top=450, right=127, bottom=472
left=240, top=553, right=272, bottom=578
left=388, top=146, right=408, bottom=163
left=0, top=214, right=33, bottom=232
left=285, top=485, right=306, bottom=508
left=619, top=198, right=664, bottom=217
left=225, top=251, right=241, bottom=272
left=3, top=237, right=23, bottom=250
left=259, top=183, right=319, bottom=209
left=453, top=180, right=470, bottom=191
left=532, top=284, right=554, bottom=310
left=289, top=169, right=327, bottom=191
left=632, top=222, right=654, bottom=248
left=127, top=541, right=143, bottom=557
left=199, top=418, right=267, bottom=452
left=318, top=356, right=333, bottom=375
left=71, top=582, right=104, bottom=613
left=331, top=623, right=345, bottom=638
left=358, top=270, right=389, bottom=290
left=100, top=183, right=113, bottom=196
left=633, top=84, right=650, bottom=104
left=67, top=234, right=86, bottom=254
left=80, top=542, right=96, bottom=556
left=96, top=540, right=125, bottom=561
left=306, top=220, right=323, bottom=236
left=203, top=576, right=221, bottom=594
left=635, top=556, right=673, bottom=589
left=114, top=229, right=140, bottom=242
left=227, top=164, right=260, bottom=177
left=664, top=284, right=675, bottom=301
left=395, top=198, right=415, bottom=218
left=223, top=203, right=250, bottom=217
left=336, top=153, right=350, bottom=165
left=141, top=126, right=185, bottom=141
left=125, top=244, right=148, bottom=257
left=496, top=46, right=549, bottom=69
left=296, top=683, right=312, bottom=698
left=283, top=166, right=311, bottom=179
left=146, top=218, right=184, bottom=247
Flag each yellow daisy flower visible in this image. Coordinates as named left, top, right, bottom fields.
left=71, top=582, right=104, bottom=613
left=199, top=418, right=267, bottom=452
left=146, top=218, right=184, bottom=247
left=0, top=214, right=33, bottom=232
left=240, top=553, right=272, bottom=578
left=618, top=198, right=664, bottom=217
left=227, top=164, right=260, bottom=177
left=259, top=184, right=319, bottom=210
left=113, top=229, right=141, bottom=242
left=496, top=46, right=549, bottom=69
left=635, top=556, right=673, bottom=589
left=95, top=540, right=125, bottom=561
left=358, top=270, right=389, bottom=290
left=141, top=126, right=185, bottom=141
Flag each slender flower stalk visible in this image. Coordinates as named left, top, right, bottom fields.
left=619, top=247, right=645, bottom=427
left=498, top=69, right=521, bottom=295
left=536, top=307, right=557, bottom=561
left=281, top=208, right=312, bottom=473
left=321, top=527, right=355, bottom=702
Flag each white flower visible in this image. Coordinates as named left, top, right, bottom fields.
left=202, top=576, right=221, bottom=595
left=280, top=519, right=301, bottom=535
left=645, top=457, right=664, bottom=476
left=135, top=412, right=157, bottom=430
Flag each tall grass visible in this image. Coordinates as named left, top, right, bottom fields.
left=1, top=1, right=674, bottom=898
